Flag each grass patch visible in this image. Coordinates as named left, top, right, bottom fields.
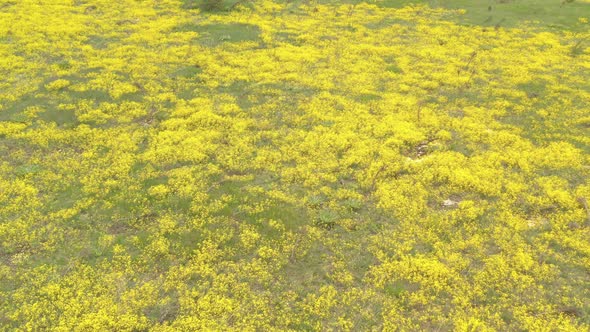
left=86, top=35, right=118, bottom=50
left=378, top=0, right=590, bottom=30
left=181, top=0, right=245, bottom=11
left=173, top=23, right=260, bottom=46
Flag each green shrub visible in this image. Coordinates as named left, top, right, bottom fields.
left=313, top=209, right=338, bottom=230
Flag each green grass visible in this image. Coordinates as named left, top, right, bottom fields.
left=398, top=0, right=590, bottom=30
left=273, top=0, right=589, bottom=31
left=173, top=23, right=261, bottom=46
left=182, top=0, right=246, bottom=11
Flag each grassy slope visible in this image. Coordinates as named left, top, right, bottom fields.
left=275, top=0, right=590, bottom=30
left=0, top=0, right=589, bottom=330
left=382, top=0, right=590, bottom=30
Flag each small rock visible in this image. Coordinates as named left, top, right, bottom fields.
left=442, top=199, right=458, bottom=207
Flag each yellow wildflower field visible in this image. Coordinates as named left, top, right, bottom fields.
left=0, top=0, right=589, bottom=330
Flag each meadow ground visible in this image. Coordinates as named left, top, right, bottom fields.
left=0, top=0, right=589, bottom=330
